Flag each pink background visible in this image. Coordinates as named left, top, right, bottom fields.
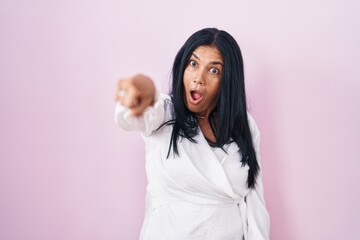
left=1, top=0, right=360, bottom=239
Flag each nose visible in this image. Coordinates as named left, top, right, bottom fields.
left=193, top=70, right=206, bottom=85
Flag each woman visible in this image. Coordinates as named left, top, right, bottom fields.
left=114, top=28, right=270, bottom=240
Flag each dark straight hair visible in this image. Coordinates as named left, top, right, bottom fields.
left=162, top=28, right=259, bottom=189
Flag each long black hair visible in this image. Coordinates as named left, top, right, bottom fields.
left=162, top=28, right=260, bottom=189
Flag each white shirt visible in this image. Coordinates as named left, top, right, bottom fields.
left=114, top=93, right=270, bottom=240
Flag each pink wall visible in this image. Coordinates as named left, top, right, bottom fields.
left=1, top=0, right=359, bottom=239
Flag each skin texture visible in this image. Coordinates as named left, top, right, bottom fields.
left=183, top=45, right=224, bottom=143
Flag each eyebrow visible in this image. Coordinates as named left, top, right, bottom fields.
left=192, top=53, right=224, bottom=67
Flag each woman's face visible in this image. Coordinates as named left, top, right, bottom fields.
left=183, top=45, right=224, bottom=118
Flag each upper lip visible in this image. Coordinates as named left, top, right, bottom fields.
left=189, top=88, right=203, bottom=94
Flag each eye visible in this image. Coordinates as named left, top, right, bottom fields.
left=189, top=60, right=197, bottom=67
left=210, top=67, right=220, bottom=74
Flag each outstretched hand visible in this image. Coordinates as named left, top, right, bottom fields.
left=115, top=74, right=156, bottom=116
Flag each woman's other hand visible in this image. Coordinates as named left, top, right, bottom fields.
left=115, top=74, right=156, bottom=117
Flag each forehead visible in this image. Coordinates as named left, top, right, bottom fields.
left=192, top=45, right=223, bottom=62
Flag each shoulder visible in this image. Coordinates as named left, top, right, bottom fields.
left=247, top=112, right=260, bottom=140
left=149, top=92, right=174, bottom=124
left=158, top=92, right=171, bottom=101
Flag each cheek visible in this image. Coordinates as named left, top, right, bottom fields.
left=182, top=72, right=193, bottom=89
left=183, top=70, right=191, bottom=82
left=209, top=79, right=221, bottom=92
left=216, top=81, right=221, bottom=92
left=209, top=85, right=221, bottom=101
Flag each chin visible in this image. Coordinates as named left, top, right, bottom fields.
left=187, top=103, right=205, bottom=114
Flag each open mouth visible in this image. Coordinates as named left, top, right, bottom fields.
left=190, top=90, right=203, bottom=104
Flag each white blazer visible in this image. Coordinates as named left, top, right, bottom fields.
left=114, top=93, right=270, bottom=240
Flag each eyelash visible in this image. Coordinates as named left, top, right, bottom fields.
left=189, top=60, right=220, bottom=74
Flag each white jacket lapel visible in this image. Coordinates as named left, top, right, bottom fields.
left=180, top=131, right=237, bottom=198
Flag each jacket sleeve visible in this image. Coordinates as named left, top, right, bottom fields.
left=114, top=92, right=170, bottom=136
left=246, top=113, right=271, bottom=240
